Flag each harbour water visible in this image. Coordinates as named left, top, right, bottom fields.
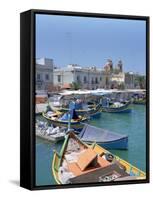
left=36, top=104, right=146, bottom=186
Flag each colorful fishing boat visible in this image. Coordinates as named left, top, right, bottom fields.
left=101, top=98, right=131, bottom=113
left=60, top=102, right=101, bottom=118
left=132, top=92, right=146, bottom=105
left=55, top=94, right=102, bottom=117
left=52, top=132, right=145, bottom=184
left=78, top=124, right=128, bottom=149
left=132, top=98, right=146, bottom=105
left=52, top=132, right=146, bottom=184
left=43, top=109, right=87, bottom=131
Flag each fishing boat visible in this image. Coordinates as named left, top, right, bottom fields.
left=60, top=102, right=101, bottom=118
left=50, top=94, right=102, bottom=118
left=78, top=124, right=128, bottom=149
left=52, top=132, right=145, bottom=184
left=36, top=121, right=66, bottom=142
left=101, top=98, right=131, bottom=113
left=133, top=99, right=146, bottom=105
left=48, top=102, right=62, bottom=112
left=43, top=109, right=87, bottom=131
left=131, top=92, right=146, bottom=105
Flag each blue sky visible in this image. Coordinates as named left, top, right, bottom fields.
left=36, top=14, right=146, bottom=75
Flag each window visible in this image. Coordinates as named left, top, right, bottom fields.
left=100, top=77, right=102, bottom=81
left=95, top=77, right=98, bottom=84
left=77, top=76, right=80, bottom=82
left=91, top=77, right=94, bottom=84
left=57, top=75, right=61, bottom=82
left=37, top=73, right=41, bottom=80
left=84, top=76, right=87, bottom=83
left=45, top=74, right=49, bottom=80
left=38, top=85, right=41, bottom=90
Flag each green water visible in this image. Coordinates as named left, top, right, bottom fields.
left=36, top=104, right=146, bottom=186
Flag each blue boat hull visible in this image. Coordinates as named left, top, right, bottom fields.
left=85, top=137, right=128, bottom=150
left=90, top=111, right=101, bottom=119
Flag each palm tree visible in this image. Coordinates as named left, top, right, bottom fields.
left=70, top=82, right=82, bottom=90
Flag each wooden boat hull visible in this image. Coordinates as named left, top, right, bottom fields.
left=85, top=137, right=128, bottom=150
left=52, top=133, right=146, bottom=184
left=79, top=124, right=128, bottom=150
left=60, top=104, right=101, bottom=118
left=101, top=102, right=131, bottom=113
left=133, top=100, right=146, bottom=105
left=42, top=113, right=87, bottom=131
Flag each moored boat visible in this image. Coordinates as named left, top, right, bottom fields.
left=101, top=98, right=131, bottom=113
left=131, top=92, right=146, bottom=105
left=133, top=99, right=146, bottom=105
left=78, top=124, right=128, bottom=149
left=60, top=103, right=101, bottom=118
left=43, top=109, right=87, bottom=131
left=57, top=94, right=102, bottom=118
left=52, top=132, right=145, bottom=184
left=36, top=121, right=66, bottom=142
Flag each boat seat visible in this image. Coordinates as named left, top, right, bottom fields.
left=67, top=151, right=110, bottom=176
left=77, top=149, right=97, bottom=171
left=97, top=156, right=110, bottom=168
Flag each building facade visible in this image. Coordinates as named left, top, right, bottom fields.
left=124, top=72, right=135, bottom=89
left=102, top=59, right=139, bottom=89
left=54, top=64, right=103, bottom=90
left=35, top=58, right=145, bottom=91
left=36, top=58, right=54, bottom=90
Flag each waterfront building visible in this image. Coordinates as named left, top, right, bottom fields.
left=104, top=59, right=113, bottom=73
left=110, top=72, right=125, bottom=88
left=124, top=72, right=135, bottom=89
left=102, top=59, right=144, bottom=89
left=36, top=58, right=54, bottom=90
left=115, top=60, right=123, bottom=73
left=35, top=57, right=145, bottom=91
left=102, top=59, right=124, bottom=89
left=54, top=64, right=103, bottom=90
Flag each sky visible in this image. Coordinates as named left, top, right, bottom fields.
left=36, top=14, right=146, bottom=75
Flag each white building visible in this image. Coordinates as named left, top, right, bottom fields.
left=35, top=58, right=143, bottom=91
left=36, top=58, right=54, bottom=90
left=54, top=64, right=103, bottom=90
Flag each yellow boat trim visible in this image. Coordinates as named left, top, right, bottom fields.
left=93, top=144, right=146, bottom=178
left=52, top=151, right=61, bottom=184
left=42, top=112, right=87, bottom=122
left=52, top=136, right=146, bottom=184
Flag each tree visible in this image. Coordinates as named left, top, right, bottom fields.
left=135, top=76, right=145, bottom=89
left=70, top=82, right=82, bottom=90
left=117, top=83, right=125, bottom=90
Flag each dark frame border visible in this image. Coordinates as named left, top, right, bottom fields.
left=20, top=9, right=150, bottom=190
